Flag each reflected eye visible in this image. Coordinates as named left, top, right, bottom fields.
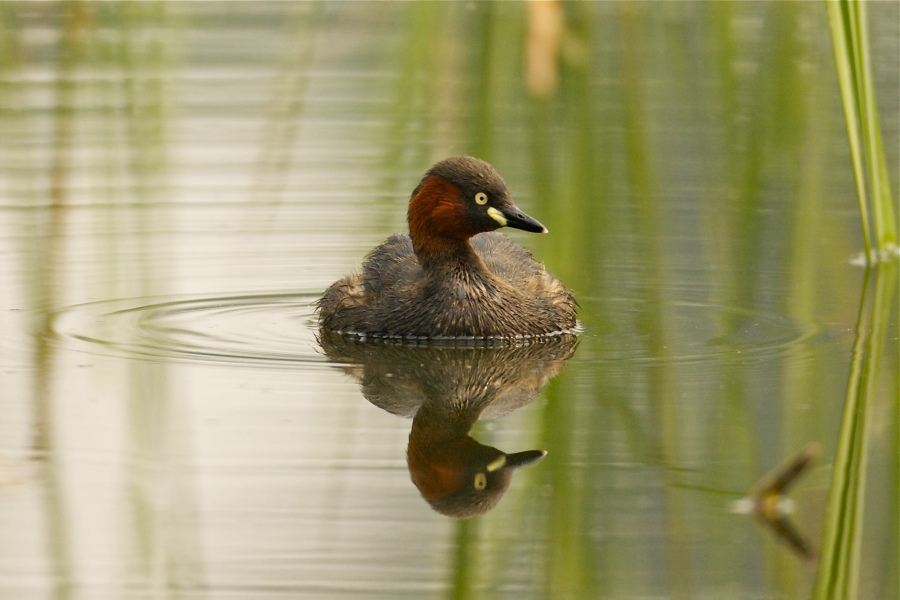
left=474, top=192, right=488, bottom=205
left=474, top=473, right=487, bottom=489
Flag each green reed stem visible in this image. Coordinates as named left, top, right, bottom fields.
left=826, top=0, right=898, bottom=260
left=813, top=260, right=898, bottom=599
left=812, top=6, right=899, bottom=594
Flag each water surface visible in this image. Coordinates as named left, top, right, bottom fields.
left=0, top=2, right=897, bottom=599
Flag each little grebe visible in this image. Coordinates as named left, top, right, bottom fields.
left=317, top=156, right=576, bottom=339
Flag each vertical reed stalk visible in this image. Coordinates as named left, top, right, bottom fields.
left=813, top=261, right=898, bottom=599
left=826, top=0, right=898, bottom=261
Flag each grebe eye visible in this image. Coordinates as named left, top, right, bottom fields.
left=474, top=473, right=487, bottom=489
left=474, top=192, right=489, bottom=205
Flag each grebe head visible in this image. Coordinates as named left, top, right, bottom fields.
left=407, top=157, right=547, bottom=250
left=408, top=436, right=547, bottom=518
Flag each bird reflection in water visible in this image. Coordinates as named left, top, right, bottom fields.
left=319, top=332, right=578, bottom=518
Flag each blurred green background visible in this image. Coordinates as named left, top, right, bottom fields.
left=0, top=2, right=897, bottom=599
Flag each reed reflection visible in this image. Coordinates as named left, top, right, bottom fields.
left=319, top=333, right=577, bottom=518
left=733, top=443, right=821, bottom=563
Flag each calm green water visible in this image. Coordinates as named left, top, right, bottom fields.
left=1, top=2, right=897, bottom=599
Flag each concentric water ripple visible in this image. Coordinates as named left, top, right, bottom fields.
left=575, top=296, right=821, bottom=364
left=50, top=292, right=326, bottom=367
left=48, top=291, right=821, bottom=369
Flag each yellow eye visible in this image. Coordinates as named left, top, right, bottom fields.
left=474, top=473, right=487, bottom=489
left=474, top=192, right=488, bottom=205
